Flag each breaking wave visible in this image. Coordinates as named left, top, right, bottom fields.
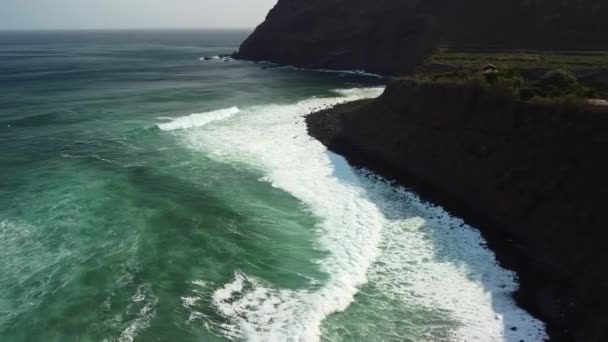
left=156, top=107, right=239, bottom=131
left=163, top=87, right=547, bottom=341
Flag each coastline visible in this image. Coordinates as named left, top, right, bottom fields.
left=305, top=82, right=608, bottom=341
left=233, top=0, right=608, bottom=339
left=305, top=99, right=567, bottom=341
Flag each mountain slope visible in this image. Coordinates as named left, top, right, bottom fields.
left=236, top=0, right=608, bottom=75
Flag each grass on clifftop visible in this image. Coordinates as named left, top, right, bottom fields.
left=411, top=68, right=600, bottom=104
left=417, top=48, right=608, bottom=100
left=426, top=49, right=608, bottom=71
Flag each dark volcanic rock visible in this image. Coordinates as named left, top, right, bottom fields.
left=237, top=0, right=437, bottom=75
left=237, top=0, right=608, bottom=75
left=307, top=80, right=608, bottom=342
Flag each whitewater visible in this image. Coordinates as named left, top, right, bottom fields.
left=158, top=88, right=547, bottom=342
left=0, top=30, right=547, bottom=342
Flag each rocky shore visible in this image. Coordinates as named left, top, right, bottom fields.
left=236, top=0, right=608, bottom=340
left=306, top=79, right=608, bottom=342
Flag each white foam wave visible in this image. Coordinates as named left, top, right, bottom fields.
left=353, top=171, right=548, bottom=341
left=156, top=107, right=239, bottom=131
left=200, top=56, right=233, bottom=62
left=277, top=65, right=383, bottom=78
left=200, top=56, right=220, bottom=61
left=172, top=87, right=546, bottom=341
left=116, top=284, right=158, bottom=342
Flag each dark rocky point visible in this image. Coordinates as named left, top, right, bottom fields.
left=306, top=80, right=608, bottom=342
left=236, top=0, right=608, bottom=75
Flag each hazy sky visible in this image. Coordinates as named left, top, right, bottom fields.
left=0, top=0, right=277, bottom=30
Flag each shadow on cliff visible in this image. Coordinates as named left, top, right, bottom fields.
left=325, top=152, right=546, bottom=341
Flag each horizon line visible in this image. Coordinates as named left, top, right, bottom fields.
left=0, top=27, right=256, bottom=32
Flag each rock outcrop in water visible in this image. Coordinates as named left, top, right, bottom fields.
left=307, top=80, right=608, bottom=342
left=236, top=0, right=608, bottom=75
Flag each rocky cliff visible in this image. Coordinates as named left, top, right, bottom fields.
left=241, top=1, right=608, bottom=340
left=307, top=80, right=608, bottom=342
left=237, top=0, right=608, bottom=75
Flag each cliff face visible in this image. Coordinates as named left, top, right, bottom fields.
left=237, top=0, right=436, bottom=75
left=237, top=0, right=608, bottom=75
left=307, top=81, right=608, bottom=341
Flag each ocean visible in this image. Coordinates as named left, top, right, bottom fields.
left=0, top=30, right=546, bottom=342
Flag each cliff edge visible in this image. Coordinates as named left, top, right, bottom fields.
left=307, top=80, right=608, bottom=341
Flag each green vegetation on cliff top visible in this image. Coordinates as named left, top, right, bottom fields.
left=416, top=49, right=608, bottom=103
left=411, top=68, right=602, bottom=105
left=426, top=49, right=608, bottom=71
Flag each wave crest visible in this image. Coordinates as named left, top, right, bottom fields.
left=156, top=107, right=239, bottom=131
left=174, top=87, right=547, bottom=342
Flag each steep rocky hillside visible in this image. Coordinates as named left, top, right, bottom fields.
left=307, top=80, right=608, bottom=342
left=237, top=0, right=608, bottom=75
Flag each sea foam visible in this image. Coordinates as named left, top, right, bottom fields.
left=165, top=88, right=547, bottom=341
left=116, top=284, right=158, bottom=342
left=155, top=107, right=239, bottom=131
left=278, top=65, right=383, bottom=78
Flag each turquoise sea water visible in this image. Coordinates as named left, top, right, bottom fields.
left=0, top=30, right=547, bottom=342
